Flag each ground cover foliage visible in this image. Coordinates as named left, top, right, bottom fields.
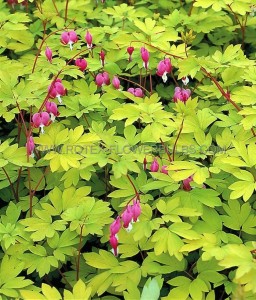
left=0, top=0, right=256, bottom=299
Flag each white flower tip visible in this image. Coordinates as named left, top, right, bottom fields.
left=162, top=72, right=167, bottom=83
left=69, top=42, right=73, bottom=50
left=57, top=95, right=62, bottom=104
left=111, top=247, right=119, bottom=256
left=50, top=113, right=56, bottom=122
left=39, top=125, right=45, bottom=134
left=125, top=223, right=133, bottom=233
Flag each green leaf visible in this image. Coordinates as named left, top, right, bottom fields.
left=140, top=277, right=161, bottom=300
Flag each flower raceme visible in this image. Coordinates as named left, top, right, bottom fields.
left=109, top=199, right=141, bottom=256
left=75, top=58, right=87, bottom=72
left=127, top=87, right=144, bottom=98
left=140, top=47, right=149, bottom=69
left=173, top=87, right=191, bottom=103
left=156, top=58, right=172, bottom=83
left=60, top=30, right=78, bottom=50
left=45, top=47, right=52, bottom=63
left=95, top=72, right=110, bottom=87
left=32, top=112, right=50, bottom=134
left=48, top=79, right=66, bottom=104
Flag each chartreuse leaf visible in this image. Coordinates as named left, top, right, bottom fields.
left=141, top=252, right=186, bottom=277
left=0, top=202, right=24, bottom=250
left=216, top=244, right=256, bottom=293
left=63, top=279, right=92, bottom=300
left=229, top=170, right=255, bottom=201
left=0, top=255, right=33, bottom=298
left=194, top=0, right=226, bottom=11
left=61, top=198, right=112, bottom=235
left=132, top=204, right=163, bottom=243
left=178, top=57, right=201, bottom=78
left=84, top=250, right=119, bottom=270
left=20, top=209, right=66, bottom=241
left=197, top=258, right=227, bottom=286
left=21, top=245, right=58, bottom=277
left=47, top=230, right=79, bottom=262
left=151, top=227, right=184, bottom=261
left=222, top=200, right=252, bottom=231
left=84, top=250, right=141, bottom=296
left=156, top=197, right=201, bottom=223
left=21, top=280, right=92, bottom=300
left=167, top=160, right=210, bottom=185
left=134, top=18, right=165, bottom=37
left=20, top=284, right=61, bottom=300
left=108, top=175, right=135, bottom=198
left=140, top=277, right=162, bottom=300
left=164, top=276, right=191, bottom=300
left=111, top=260, right=141, bottom=293
left=142, top=173, right=180, bottom=194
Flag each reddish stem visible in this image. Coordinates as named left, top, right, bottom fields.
left=126, top=174, right=140, bottom=200
left=52, top=0, right=60, bottom=16
left=160, top=138, right=172, bottom=162
left=117, top=75, right=150, bottom=95
left=64, top=0, right=69, bottom=22
left=172, top=118, right=184, bottom=161
left=2, top=167, right=18, bottom=202
left=76, top=224, right=84, bottom=281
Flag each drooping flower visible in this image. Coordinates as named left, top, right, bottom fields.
left=182, top=76, right=189, bottom=86
left=183, top=176, right=193, bottom=191
left=45, top=101, right=59, bottom=121
left=121, top=205, right=133, bottom=231
left=132, top=199, right=141, bottom=222
left=109, top=235, right=118, bottom=256
left=45, top=47, right=52, bottom=63
left=26, top=135, right=35, bottom=157
left=140, top=47, right=150, bottom=69
left=150, top=158, right=159, bottom=172
left=95, top=72, right=110, bottom=87
left=32, top=112, right=50, bottom=134
left=48, top=79, right=66, bottom=104
left=102, top=71, right=110, bottom=85
left=110, top=216, right=121, bottom=236
left=85, top=30, right=93, bottom=49
left=112, top=76, right=120, bottom=90
left=127, top=87, right=144, bottom=98
left=161, top=165, right=168, bottom=175
left=127, top=46, right=134, bottom=62
left=7, top=0, right=18, bottom=8
left=100, top=50, right=105, bottom=67
left=75, top=58, right=87, bottom=71
left=173, top=87, right=191, bottom=103
left=156, top=58, right=172, bottom=83
left=60, top=30, right=78, bottom=50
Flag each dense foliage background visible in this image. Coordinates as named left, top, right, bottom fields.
left=0, top=0, right=256, bottom=299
